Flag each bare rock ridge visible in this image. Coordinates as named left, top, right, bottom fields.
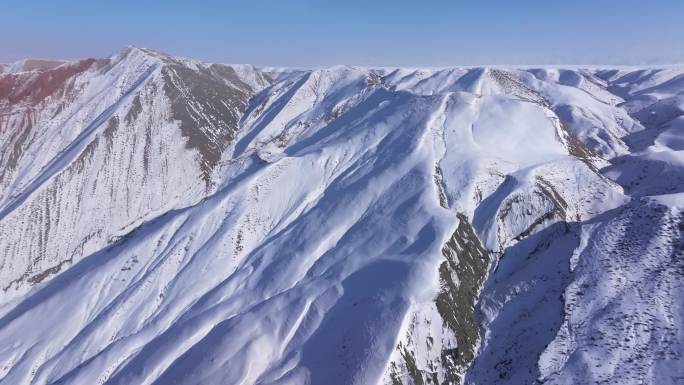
left=0, top=49, right=682, bottom=385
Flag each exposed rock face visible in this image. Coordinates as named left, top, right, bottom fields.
left=435, top=215, right=490, bottom=381
left=0, top=54, right=682, bottom=385
left=161, top=63, right=251, bottom=183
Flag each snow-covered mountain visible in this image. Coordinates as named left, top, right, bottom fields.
left=0, top=48, right=682, bottom=385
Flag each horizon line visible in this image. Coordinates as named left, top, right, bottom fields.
left=3, top=46, right=684, bottom=70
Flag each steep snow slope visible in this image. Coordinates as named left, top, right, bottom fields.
left=0, top=54, right=682, bottom=385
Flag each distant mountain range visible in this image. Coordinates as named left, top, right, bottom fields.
left=0, top=47, right=682, bottom=385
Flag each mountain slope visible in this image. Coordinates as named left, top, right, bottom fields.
left=0, top=52, right=682, bottom=385
left=0, top=47, right=270, bottom=302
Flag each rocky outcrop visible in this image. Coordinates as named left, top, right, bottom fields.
left=386, top=214, right=490, bottom=385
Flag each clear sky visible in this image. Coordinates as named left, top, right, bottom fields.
left=1, top=0, right=683, bottom=67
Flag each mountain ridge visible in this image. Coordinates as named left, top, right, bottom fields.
left=0, top=47, right=682, bottom=385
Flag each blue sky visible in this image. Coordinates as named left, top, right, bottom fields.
left=1, top=0, right=683, bottom=66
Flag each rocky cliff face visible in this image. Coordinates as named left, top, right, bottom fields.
left=0, top=51, right=682, bottom=385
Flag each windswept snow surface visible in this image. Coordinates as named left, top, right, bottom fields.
left=0, top=50, right=682, bottom=385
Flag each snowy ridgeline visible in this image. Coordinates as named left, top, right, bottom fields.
left=0, top=48, right=682, bottom=385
